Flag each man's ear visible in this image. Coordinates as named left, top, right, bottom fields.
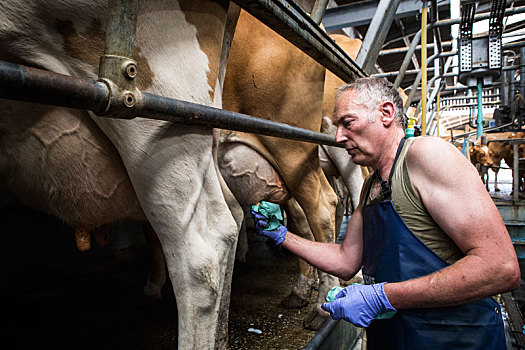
left=380, top=101, right=396, bottom=126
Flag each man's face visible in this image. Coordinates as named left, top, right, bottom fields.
left=333, top=90, right=382, bottom=166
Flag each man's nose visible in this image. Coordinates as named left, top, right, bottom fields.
left=335, top=126, right=347, bottom=143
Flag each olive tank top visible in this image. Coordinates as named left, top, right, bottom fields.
left=360, top=137, right=464, bottom=265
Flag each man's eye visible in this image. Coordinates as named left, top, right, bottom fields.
left=343, top=120, right=352, bottom=128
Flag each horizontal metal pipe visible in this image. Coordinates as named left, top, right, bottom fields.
left=378, top=6, right=525, bottom=58
left=141, top=92, right=343, bottom=147
left=440, top=94, right=499, bottom=101
left=0, top=61, right=109, bottom=113
left=380, top=38, right=525, bottom=57
left=0, top=60, right=343, bottom=148
left=375, top=51, right=456, bottom=78
left=232, top=0, right=366, bottom=82
left=432, top=5, right=525, bottom=28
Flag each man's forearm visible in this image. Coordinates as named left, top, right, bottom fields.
left=282, top=231, right=360, bottom=280
left=384, top=253, right=520, bottom=309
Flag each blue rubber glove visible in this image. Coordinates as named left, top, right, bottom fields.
left=250, top=210, right=287, bottom=245
left=321, top=283, right=396, bottom=327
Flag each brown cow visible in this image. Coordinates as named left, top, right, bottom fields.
left=220, top=8, right=337, bottom=330
left=487, top=132, right=525, bottom=192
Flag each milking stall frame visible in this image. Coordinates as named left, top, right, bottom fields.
left=2, top=0, right=525, bottom=348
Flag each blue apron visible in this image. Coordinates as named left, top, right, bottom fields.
left=361, top=138, right=505, bottom=350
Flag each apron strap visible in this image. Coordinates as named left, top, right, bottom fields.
left=366, top=138, right=406, bottom=201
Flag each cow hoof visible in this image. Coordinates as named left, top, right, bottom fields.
left=143, top=279, right=163, bottom=299
left=303, top=305, right=330, bottom=331
left=75, top=228, right=91, bottom=252
left=93, top=227, right=109, bottom=246
left=282, top=291, right=309, bottom=308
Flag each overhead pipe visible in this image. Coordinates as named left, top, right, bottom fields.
left=0, top=61, right=344, bottom=148
left=379, top=50, right=455, bottom=79
left=432, top=5, right=525, bottom=28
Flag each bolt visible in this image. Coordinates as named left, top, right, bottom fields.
left=123, top=92, right=135, bottom=107
left=123, top=61, right=137, bottom=79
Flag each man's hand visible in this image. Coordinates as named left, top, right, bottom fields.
left=321, top=283, right=396, bottom=327
left=250, top=210, right=287, bottom=245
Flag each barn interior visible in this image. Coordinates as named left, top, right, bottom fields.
left=2, top=0, right=525, bottom=349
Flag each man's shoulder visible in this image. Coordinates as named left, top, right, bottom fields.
left=405, top=136, right=471, bottom=186
left=406, top=136, right=458, bottom=163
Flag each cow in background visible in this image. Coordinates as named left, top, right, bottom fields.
left=487, top=132, right=525, bottom=192
left=487, top=132, right=514, bottom=191
left=0, top=1, right=244, bottom=349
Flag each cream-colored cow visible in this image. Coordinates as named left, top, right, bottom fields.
left=0, top=1, right=243, bottom=349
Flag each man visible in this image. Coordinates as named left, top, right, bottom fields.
left=251, top=77, right=520, bottom=349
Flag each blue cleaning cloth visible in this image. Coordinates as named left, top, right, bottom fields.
left=251, top=201, right=283, bottom=231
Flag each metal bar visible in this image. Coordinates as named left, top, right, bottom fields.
left=310, top=0, right=329, bottom=25
left=381, top=39, right=524, bottom=56
left=233, top=0, right=366, bottom=82
left=440, top=94, right=500, bottom=101
left=0, top=60, right=344, bottom=148
left=476, top=78, right=483, bottom=139
left=451, top=122, right=513, bottom=141
left=103, top=0, right=138, bottom=57
left=0, top=61, right=109, bottom=114
left=355, top=0, right=402, bottom=74
left=378, top=50, right=455, bottom=78
left=514, top=143, right=519, bottom=202
left=381, top=39, right=451, bottom=56
left=436, top=91, right=441, bottom=137
left=321, top=0, right=449, bottom=31
left=140, top=92, right=343, bottom=147
left=432, top=5, right=525, bottom=28
left=394, top=30, right=421, bottom=88
left=421, top=1, right=428, bottom=135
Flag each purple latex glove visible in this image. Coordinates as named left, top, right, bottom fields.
left=321, top=283, right=396, bottom=327
left=250, top=210, right=287, bottom=245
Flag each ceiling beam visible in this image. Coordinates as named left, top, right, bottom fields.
left=322, top=0, right=450, bottom=31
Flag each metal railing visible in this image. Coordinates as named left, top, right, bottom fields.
left=0, top=0, right=368, bottom=148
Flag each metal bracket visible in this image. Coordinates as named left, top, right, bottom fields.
left=97, top=55, right=141, bottom=118
left=459, top=3, right=475, bottom=72
left=96, top=0, right=140, bottom=118
left=488, top=0, right=507, bottom=69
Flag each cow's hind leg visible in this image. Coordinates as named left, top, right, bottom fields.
left=282, top=199, right=317, bottom=308
left=95, top=121, right=240, bottom=349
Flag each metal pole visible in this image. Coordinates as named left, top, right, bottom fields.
left=0, top=60, right=344, bottom=148
left=310, top=0, right=329, bottom=25
left=477, top=78, right=483, bottom=139
left=432, top=5, right=525, bottom=28
left=355, top=0, right=402, bottom=74
left=421, top=1, right=428, bottom=135
left=436, top=91, right=441, bottom=137
left=394, top=30, right=421, bottom=88
left=514, top=143, right=519, bottom=202
left=0, top=61, right=109, bottom=114
left=103, top=0, right=138, bottom=57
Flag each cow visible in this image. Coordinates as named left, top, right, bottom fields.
left=0, top=1, right=244, bottom=349
left=487, top=132, right=525, bottom=192
left=220, top=8, right=339, bottom=330
left=466, top=144, right=494, bottom=190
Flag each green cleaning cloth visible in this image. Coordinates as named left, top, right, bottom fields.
left=251, top=201, right=283, bottom=231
